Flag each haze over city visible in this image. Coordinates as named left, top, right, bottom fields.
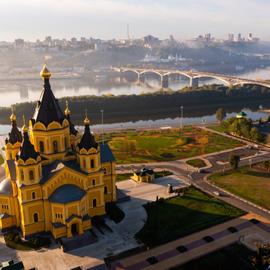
left=1, top=0, right=270, bottom=41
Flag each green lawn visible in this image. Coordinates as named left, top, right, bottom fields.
left=136, top=187, right=245, bottom=247
left=186, top=158, right=207, bottom=168
left=207, top=125, right=227, bottom=133
left=108, top=127, right=242, bottom=164
left=210, top=167, right=270, bottom=210
left=172, top=243, right=256, bottom=270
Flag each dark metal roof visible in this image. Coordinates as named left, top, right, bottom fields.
left=52, top=222, right=65, bottom=228
left=7, top=121, right=22, bottom=144
left=78, top=123, right=98, bottom=151
left=6, top=160, right=16, bottom=181
left=32, top=78, right=65, bottom=126
left=135, top=167, right=154, bottom=177
left=82, top=214, right=91, bottom=221
left=49, top=184, right=86, bottom=204
left=66, top=214, right=82, bottom=223
left=0, top=213, right=11, bottom=219
left=18, top=131, right=39, bottom=162
left=66, top=114, right=78, bottom=136
left=0, top=178, right=12, bottom=196
left=40, top=160, right=87, bottom=185
left=100, top=143, right=115, bottom=163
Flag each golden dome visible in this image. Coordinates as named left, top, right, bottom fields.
left=65, top=100, right=71, bottom=116
left=10, top=106, right=16, bottom=122
left=22, top=115, right=28, bottom=133
left=84, top=116, right=90, bottom=125
left=40, top=64, right=51, bottom=79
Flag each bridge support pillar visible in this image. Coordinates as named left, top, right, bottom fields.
left=161, top=75, right=169, bottom=89
left=138, top=73, right=145, bottom=84
left=190, top=77, right=199, bottom=88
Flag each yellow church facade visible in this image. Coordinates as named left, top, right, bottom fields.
left=0, top=65, right=116, bottom=239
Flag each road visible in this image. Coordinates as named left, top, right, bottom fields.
left=117, top=142, right=270, bottom=221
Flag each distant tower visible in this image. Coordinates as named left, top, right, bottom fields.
left=127, top=24, right=130, bottom=41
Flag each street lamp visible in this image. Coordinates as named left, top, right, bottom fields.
left=100, top=109, right=104, bottom=144
left=180, top=106, right=184, bottom=131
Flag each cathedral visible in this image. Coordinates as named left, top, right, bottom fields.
left=0, top=65, right=116, bottom=239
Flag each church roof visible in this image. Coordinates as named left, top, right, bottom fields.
left=40, top=160, right=88, bottom=185
left=49, top=184, right=86, bottom=204
left=6, top=160, right=16, bottom=181
left=18, top=130, right=39, bottom=162
left=32, top=69, right=65, bottom=126
left=100, top=143, right=115, bottom=163
left=66, top=114, right=78, bottom=136
left=77, top=120, right=98, bottom=151
left=0, top=178, right=12, bottom=196
left=8, top=121, right=22, bottom=144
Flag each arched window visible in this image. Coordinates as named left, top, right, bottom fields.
left=92, top=179, right=96, bottom=186
left=39, top=141, right=44, bottom=153
left=32, top=192, right=36, bottom=200
left=104, top=186, right=108, bottom=194
left=29, top=170, right=34, bottom=181
left=91, top=159, right=95, bottom=169
left=21, top=170, right=24, bottom=181
left=83, top=159, right=86, bottom=168
left=53, top=140, right=58, bottom=153
left=33, top=213, right=38, bottom=223
left=103, top=168, right=107, bottom=175
left=93, top=199, right=97, bottom=208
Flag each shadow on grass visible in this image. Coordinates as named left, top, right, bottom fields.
left=170, top=242, right=256, bottom=270
left=135, top=188, right=245, bottom=247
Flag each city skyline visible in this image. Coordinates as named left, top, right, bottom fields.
left=0, top=0, right=270, bottom=41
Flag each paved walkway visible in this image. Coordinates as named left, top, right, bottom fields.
left=111, top=213, right=270, bottom=270
left=8, top=175, right=187, bottom=270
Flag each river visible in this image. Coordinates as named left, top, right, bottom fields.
left=0, top=67, right=269, bottom=135
left=0, top=67, right=270, bottom=108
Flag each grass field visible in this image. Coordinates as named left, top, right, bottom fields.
left=172, top=243, right=256, bottom=270
left=210, top=166, right=270, bottom=210
left=186, top=158, right=207, bottom=168
left=136, top=187, right=245, bottom=247
left=107, top=127, right=242, bottom=164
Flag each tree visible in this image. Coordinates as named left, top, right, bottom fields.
left=250, top=127, right=263, bottom=142
left=229, top=154, right=240, bottom=170
left=216, top=108, right=226, bottom=124
left=264, top=160, right=270, bottom=172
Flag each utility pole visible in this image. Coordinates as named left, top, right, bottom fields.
left=101, top=110, right=104, bottom=144
left=180, top=106, right=184, bottom=132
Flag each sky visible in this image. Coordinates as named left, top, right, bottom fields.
left=0, top=0, right=269, bottom=41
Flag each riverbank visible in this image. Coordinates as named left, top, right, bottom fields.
left=0, top=84, right=269, bottom=125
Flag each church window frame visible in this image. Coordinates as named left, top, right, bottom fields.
left=33, top=213, right=39, bottom=223
left=21, top=170, right=24, bottom=181
left=92, top=199, right=97, bottom=208
left=90, top=159, right=95, bottom=169
left=32, top=192, right=36, bottom=200
left=39, top=141, right=44, bottom=153
left=29, top=170, right=34, bottom=181
left=92, top=179, right=96, bottom=186
left=53, top=140, right=58, bottom=153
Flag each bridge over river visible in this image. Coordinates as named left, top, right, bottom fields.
left=114, top=67, right=270, bottom=89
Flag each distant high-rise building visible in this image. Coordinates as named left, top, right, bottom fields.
left=228, top=33, right=234, bottom=42
left=14, top=39, right=24, bottom=48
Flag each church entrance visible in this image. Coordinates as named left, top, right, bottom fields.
left=71, top=223, right=78, bottom=236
